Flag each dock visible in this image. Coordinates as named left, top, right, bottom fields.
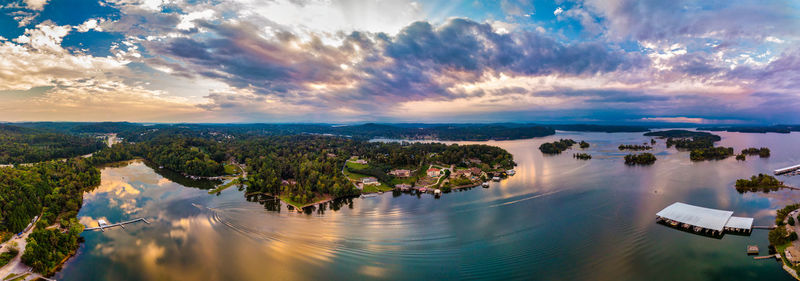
left=655, top=202, right=753, bottom=236
left=754, top=254, right=778, bottom=260
left=753, top=225, right=778, bottom=230
left=84, top=218, right=150, bottom=232
left=776, top=164, right=800, bottom=175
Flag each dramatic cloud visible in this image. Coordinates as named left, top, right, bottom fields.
left=0, top=0, right=798, bottom=123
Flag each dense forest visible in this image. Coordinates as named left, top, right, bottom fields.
left=539, top=139, right=577, bottom=154
left=0, top=160, right=99, bottom=233
left=0, top=160, right=100, bottom=275
left=0, top=125, right=105, bottom=164
left=21, top=218, right=84, bottom=274
left=233, top=135, right=515, bottom=204
left=12, top=122, right=555, bottom=142
left=624, top=153, right=657, bottom=165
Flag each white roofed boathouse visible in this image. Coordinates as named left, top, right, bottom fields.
left=656, top=202, right=754, bottom=236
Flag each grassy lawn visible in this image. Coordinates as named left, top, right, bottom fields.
left=278, top=193, right=327, bottom=208
left=224, top=164, right=240, bottom=175
left=5, top=273, right=29, bottom=281
left=777, top=242, right=794, bottom=266
left=208, top=178, right=240, bottom=194
left=389, top=177, right=416, bottom=186
left=343, top=170, right=372, bottom=180
left=346, top=161, right=370, bottom=170
left=362, top=183, right=393, bottom=193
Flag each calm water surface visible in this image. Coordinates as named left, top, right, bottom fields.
left=56, top=131, right=800, bottom=281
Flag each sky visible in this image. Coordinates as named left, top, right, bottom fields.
left=0, top=0, right=798, bottom=124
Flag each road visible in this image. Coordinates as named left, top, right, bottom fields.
left=0, top=216, right=48, bottom=280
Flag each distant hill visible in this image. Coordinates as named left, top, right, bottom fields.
left=549, top=124, right=650, bottom=133
left=644, top=129, right=718, bottom=138
left=126, top=123, right=557, bottom=141
left=0, top=124, right=105, bottom=164
left=10, top=122, right=142, bottom=134
left=698, top=125, right=799, bottom=134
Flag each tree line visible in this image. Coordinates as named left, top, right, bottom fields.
left=0, top=124, right=105, bottom=164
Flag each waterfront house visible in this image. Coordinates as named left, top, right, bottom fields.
left=469, top=167, right=482, bottom=176
left=450, top=169, right=470, bottom=178
left=395, top=183, right=412, bottom=191
left=389, top=169, right=412, bottom=177
left=427, top=168, right=441, bottom=177
left=361, top=177, right=380, bottom=185
left=786, top=247, right=800, bottom=266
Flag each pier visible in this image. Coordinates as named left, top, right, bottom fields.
left=84, top=218, right=150, bottom=232
left=754, top=254, right=778, bottom=260
left=775, top=164, right=800, bottom=175
left=753, top=225, right=778, bottom=230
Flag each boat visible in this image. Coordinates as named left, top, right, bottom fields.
left=492, top=176, right=500, bottom=181
left=482, top=182, right=489, bottom=187
left=506, top=169, right=516, bottom=175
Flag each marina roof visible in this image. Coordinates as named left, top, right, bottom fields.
left=656, top=202, right=733, bottom=231
left=725, top=216, right=754, bottom=230
left=775, top=164, right=800, bottom=174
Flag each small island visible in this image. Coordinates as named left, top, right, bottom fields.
left=742, top=147, right=771, bottom=158
left=579, top=140, right=590, bottom=148
left=689, top=147, right=734, bottom=161
left=573, top=153, right=591, bottom=160
left=735, top=173, right=788, bottom=193
left=644, top=130, right=733, bottom=161
left=618, top=144, right=652, bottom=151
left=624, top=153, right=657, bottom=165
left=539, top=139, right=577, bottom=154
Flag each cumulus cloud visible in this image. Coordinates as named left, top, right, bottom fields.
left=23, top=0, right=48, bottom=10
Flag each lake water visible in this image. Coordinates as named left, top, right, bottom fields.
left=55, top=131, right=800, bottom=280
